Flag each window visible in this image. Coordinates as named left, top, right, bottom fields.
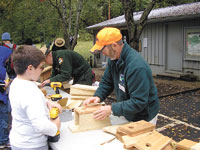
left=184, top=27, right=200, bottom=61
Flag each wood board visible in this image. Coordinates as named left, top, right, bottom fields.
left=71, top=95, right=92, bottom=101
left=122, top=132, right=152, bottom=148
left=69, top=105, right=111, bottom=133
left=131, top=130, right=171, bottom=150
left=117, top=120, right=155, bottom=137
left=75, top=104, right=102, bottom=114
left=66, top=100, right=83, bottom=110
left=103, top=124, right=125, bottom=136
left=177, top=139, right=198, bottom=150
left=191, top=143, right=200, bottom=150
left=70, top=84, right=97, bottom=96
left=69, top=113, right=111, bottom=133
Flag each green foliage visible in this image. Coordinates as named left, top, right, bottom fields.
left=0, top=0, right=199, bottom=45
left=110, top=0, right=123, bottom=18
left=135, top=0, right=151, bottom=11
left=0, top=0, right=60, bottom=44
left=74, top=40, right=93, bottom=60
left=78, top=30, right=93, bottom=41
left=81, top=0, right=106, bottom=27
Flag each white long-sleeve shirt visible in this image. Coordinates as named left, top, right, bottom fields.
left=9, top=78, right=57, bottom=148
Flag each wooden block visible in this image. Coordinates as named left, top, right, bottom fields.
left=116, top=131, right=127, bottom=143
left=69, top=112, right=111, bottom=133
left=68, top=105, right=111, bottom=133
left=75, top=104, right=101, bottom=114
left=57, top=98, right=68, bottom=108
left=66, top=100, right=83, bottom=110
left=103, top=124, right=124, bottom=135
left=162, top=143, right=175, bottom=150
left=126, top=148, right=138, bottom=150
left=71, top=95, right=92, bottom=100
left=62, top=81, right=71, bottom=89
left=132, top=130, right=171, bottom=150
left=118, top=120, right=155, bottom=137
left=70, top=84, right=97, bottom=96
left=70, top=84, right=98, bottom=91
left=123, top=133, right=175, bottom=150
left=122, top=132, right=152, bottom=148
left=191, top=143, right=200, bottom=150
left=177, top=139, right=198, bottom=150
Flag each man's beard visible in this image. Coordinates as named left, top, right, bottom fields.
left=108, top=46, right=117, bottom=60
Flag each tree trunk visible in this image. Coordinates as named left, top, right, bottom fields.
left=48, top=0, right=83, bottom=50
left=60, top=0, right=70, bottom=49
left=71, top=0, right=83, bottom=50
left=122, top=0, right=158, bottom=51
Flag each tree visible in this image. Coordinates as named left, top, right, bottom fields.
left=47, top=0, right=83, bottom=50
left=0, top=0, right=198, bottom=46
left=0, top=0, right=59, bottom=44
left=0, top=1, right=12, bottom=17
left=121, top=0, right=161, bottom=50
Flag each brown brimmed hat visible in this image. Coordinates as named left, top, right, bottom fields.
left=55, top=38, right=65, bottom=47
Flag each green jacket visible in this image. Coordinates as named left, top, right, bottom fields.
left=94, top=42, right=159, bottom=122
left=50, top=50, right=93, bottom=85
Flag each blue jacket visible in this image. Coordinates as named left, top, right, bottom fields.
left=94, top=42, right=159, bottom=122
left=0, top=46, right=12, bottom=103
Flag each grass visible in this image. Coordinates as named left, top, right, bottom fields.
left=35, top=40, right=93, bottom=60
left=74, top=41, right=93, bottom=60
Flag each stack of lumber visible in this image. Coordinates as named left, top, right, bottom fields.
left=67, top=84, right=98, bottom=109
left=103, top=120, right=175, bottom=150
left=70, top=84, right=98, bottom=101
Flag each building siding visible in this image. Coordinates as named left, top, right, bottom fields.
left=139, top=18, right=200, bottom=78
left=140, top=23, right=165, bottom=66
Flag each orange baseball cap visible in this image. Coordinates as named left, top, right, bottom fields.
left=90, top=27, right=122, bottom=53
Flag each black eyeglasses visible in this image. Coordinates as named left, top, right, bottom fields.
left=93, top=45, right=106, bottom=54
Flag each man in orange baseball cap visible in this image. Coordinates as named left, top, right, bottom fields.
left=84, top=27, right=159, bottom=125
left=90, top=27, right=124, bottom=60
left=90, top=27, right=122, bottom=53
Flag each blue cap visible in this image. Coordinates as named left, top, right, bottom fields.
left=1, top=32, right=11, bottom=41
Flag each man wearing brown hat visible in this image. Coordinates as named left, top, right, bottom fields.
left=51, top=38, right=67, bottom=51
left=41, top=38, right=94, bottom=87
left=83, top=27, right=159, bottom=124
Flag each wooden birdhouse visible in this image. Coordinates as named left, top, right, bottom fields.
left=69, top=104, right=111, bottom=133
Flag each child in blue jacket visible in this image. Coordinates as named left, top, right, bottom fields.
left=0, top=46, right=12, bottom=148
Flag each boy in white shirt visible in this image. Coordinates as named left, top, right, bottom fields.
left=9, top=45, right=61, bottom=150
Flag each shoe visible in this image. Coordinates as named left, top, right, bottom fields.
left=0, top=143, right=10, bottom=149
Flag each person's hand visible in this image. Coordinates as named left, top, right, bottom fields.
left=83, top=96, right=100, bottom=106
left=46, top=100, right=62, bottom=113
left=41, top=79, right=50, bottom=87
left=4, top=80, right=10, bottom=88
left=51, top=117, right=61, bottom=130
left=93, top=105, right=111, bottom=120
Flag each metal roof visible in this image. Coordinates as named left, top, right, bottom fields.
left=87, top=2, right=200, bottom=30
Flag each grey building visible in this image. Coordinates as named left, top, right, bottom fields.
left=87, top=2, right=200, bottom=80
